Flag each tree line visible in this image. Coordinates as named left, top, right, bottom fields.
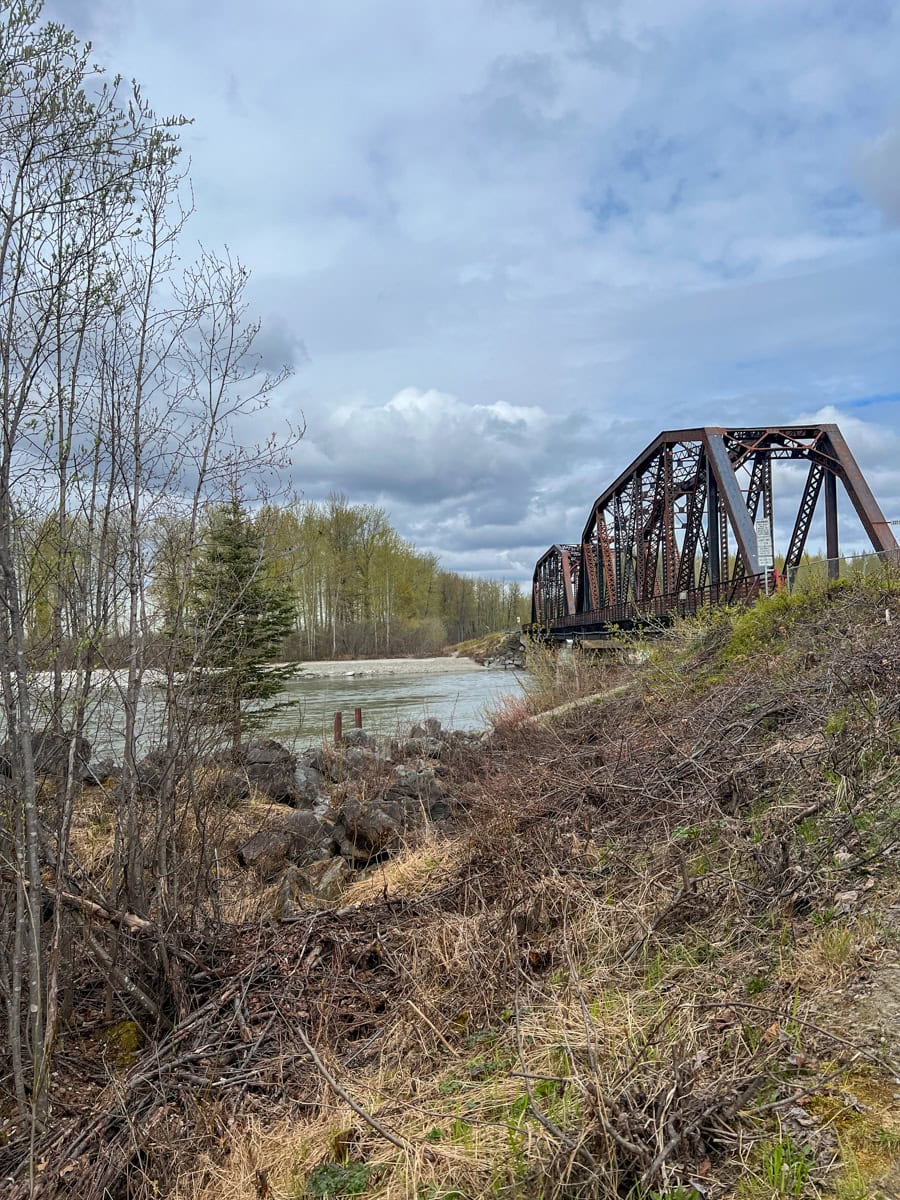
left=257, top=495, right=527, bottom=658
left=19, top=495, right=528, bottom=664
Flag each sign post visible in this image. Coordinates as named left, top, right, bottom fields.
left=755, top=518, right=774, bottom=595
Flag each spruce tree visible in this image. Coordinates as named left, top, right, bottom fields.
left=186, top=499, right=297, bottom=756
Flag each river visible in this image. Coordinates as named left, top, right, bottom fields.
left=35, top=657, right=525, bottom=760
left=266, top=657, right=523, bottom=744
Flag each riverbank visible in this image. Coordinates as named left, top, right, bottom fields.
left=183, top=578, right=899, bottom=1200
left=293, top=655, right=486, bottom=678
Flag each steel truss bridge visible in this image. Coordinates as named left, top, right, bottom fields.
left=531, top=425, right=898, bottom=638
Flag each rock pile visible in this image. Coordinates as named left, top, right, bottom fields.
left=71, top=720, right=477, bottom=911
left=0, top=731, right=94, bottom=781
left=229, top=720, right=478, bottom=908
left=481, top=631, right=526, bottom=670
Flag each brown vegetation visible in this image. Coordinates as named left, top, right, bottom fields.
left=2, top=577, right=899, bottom=1199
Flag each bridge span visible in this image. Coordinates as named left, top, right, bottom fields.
left=531, top=425, right=898, bottom=639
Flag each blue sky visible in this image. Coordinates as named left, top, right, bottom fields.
left=55, top=0, right=900, bottom=578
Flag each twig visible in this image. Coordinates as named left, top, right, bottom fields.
left=0, top=867, right=158, bottom=934
left=294, top=1021, right=413, bottom=1154
left=405, top=998, right=459, bottom=1058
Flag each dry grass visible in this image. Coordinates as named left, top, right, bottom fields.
left=9, top=579, right=900, bottom=1200
left=341, top=834, right=469, bottom=905
left=518, top=640, right=622, bottom=715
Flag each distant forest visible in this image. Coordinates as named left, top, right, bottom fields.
left=257, top=496, right=529, bottom=658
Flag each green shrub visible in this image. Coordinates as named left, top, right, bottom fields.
left=722, top=589, right=818, bottom=662
left=303, top=1162, right=375, bottom=1197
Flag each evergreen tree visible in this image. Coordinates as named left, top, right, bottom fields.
left=186, top=499, right=297, bottom=755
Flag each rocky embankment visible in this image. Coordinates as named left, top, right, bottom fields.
left=78, top=720, right=479, bottom=911
left=231, top=721, right=473, bottom=907
left=446, top=629, right=525, bottom=669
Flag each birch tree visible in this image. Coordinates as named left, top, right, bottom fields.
left=0, top=2, right=296, bottom=1136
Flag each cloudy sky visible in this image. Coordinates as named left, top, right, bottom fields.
left=55, top=0, right=900, bottom=580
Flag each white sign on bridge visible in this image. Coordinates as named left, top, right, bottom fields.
left=754, top=518, right=774, bottom=568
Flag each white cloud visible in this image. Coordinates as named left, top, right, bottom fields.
left=858, top=122, right=900, bottom=225
left=295, top=386, right=565, bottom=510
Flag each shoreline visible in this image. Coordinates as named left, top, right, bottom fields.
left=291, top=655, right=486, bottom=679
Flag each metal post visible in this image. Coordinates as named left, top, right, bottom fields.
left=333, top=711, right=342, bottom=743
left=825, top=471, right=839, bottom=580
left=707, top=466, right=720, bottom=588
left=354, top=707, right=362, bottom=729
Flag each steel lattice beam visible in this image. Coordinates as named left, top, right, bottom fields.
left=784, top=462, right=825, bottom=571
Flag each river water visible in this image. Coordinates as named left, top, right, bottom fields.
left=267, top=659, right=523, bottom=745
left=37, top=658, right=525, bottom=760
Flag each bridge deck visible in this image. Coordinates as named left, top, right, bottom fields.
left=542, top=575, right=763, bottom=638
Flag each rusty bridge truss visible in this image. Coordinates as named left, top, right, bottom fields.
left=531, top=425, right=898, bottom=636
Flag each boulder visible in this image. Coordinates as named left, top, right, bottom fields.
left=86, top=758, right=122, bottom=786
left=274, top=865, right=305, bottom=918
left=405, top=717, right=443, bottom=743
left=293, top=764, right=325, bottom=807
left=245, top=739, right=295, bottom=768
left=236, top=829, right=290, bottom=878
left=212, top=769, right=248, bottom=808
left=388, top=763, right=447, bottom=800
left=385, top=766, right=452, bottom=823
left=130, top=750, right=181, bottom=800
left=421, top=793, right=452, bottom=823
left=342, top=728, right=377, bottom=749
left=236, top=809, right=335, bottom=878
left=336, top=746, right=376, bottom=778
left=304, top=856, right=352, bottom=901
left=243, top=739, right=298, bottom=803
left=1, top=731, right=93, bottom=781
left=402, top=736, right=444, bottom=760
left=300, top=745, right=336, bottom=780
left=336, top=795, right=405, bottom=860
left=372, top=735, right=395, bottom=760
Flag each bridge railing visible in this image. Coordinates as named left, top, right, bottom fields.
left=546, top=574, right=764, bottom=632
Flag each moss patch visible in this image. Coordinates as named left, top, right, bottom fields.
left=98, top=1018, right=143, bottom=1065
left=811, top=1071, right=900, bottom=1198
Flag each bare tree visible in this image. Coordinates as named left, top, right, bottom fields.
left=0, top=4, right=296, bottom=1149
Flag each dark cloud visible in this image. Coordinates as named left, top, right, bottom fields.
left=251, top=317, right=309, bottom=373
